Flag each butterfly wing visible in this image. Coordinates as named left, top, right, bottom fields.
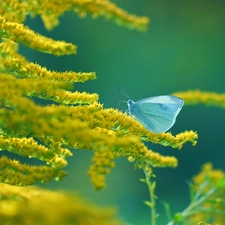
left=129, top=96, right=184, bottom=133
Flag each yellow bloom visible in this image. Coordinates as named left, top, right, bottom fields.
left=173, top=90, right=225, bottom=109
left=0, top=183, right=123, bottom=225
left=1, top=0, right=149, bottom=31
left=0, top=156, right=67, bottom=185
left=3, top=57, right=96, bottom=83
left=187, top=163, right=225, bottom=224
left=0, top=16, right=76, bottom=56
left=193, top=163, right=225, bottom=190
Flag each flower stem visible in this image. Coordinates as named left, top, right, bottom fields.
left=142, top=162, right=157, bottom=225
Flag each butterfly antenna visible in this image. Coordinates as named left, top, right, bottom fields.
left=118, top=88, right=130, bottom=99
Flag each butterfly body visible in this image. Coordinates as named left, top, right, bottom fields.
left=127, top=95, right=184, bottom=133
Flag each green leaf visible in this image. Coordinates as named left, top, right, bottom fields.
left=162, top=201, right=171, bottom=222
left=186, top=180, right=195, bottom=202
left=143, top=200, right=153, bottom=208
left=139, top=178, right=146, bottom=183
left=151, top=181, right=156, bottom=191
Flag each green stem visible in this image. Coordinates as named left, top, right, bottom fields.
left=143, top=162, right=157, bottom=225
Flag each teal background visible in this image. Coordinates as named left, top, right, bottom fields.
left=19, top=0, right=225, bottom=224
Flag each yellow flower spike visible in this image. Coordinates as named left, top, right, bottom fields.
left=1, top=0, right=149, bottom=32
left=0, top=134, right=52, bottom=160
left=43, top=90, right=98, bottom=105
left=0, top=72, right=68, bottom=95
left=173, top=90, right=225, bottom=109
left=0, top=16, right=76, bottom=56
left=66, top=104, right=198, bottom=148
left=145, top=150, right=178, bottom=167
left=0, top=156, right=67, bottom=186
left=140, top=130, right=198, bottom=149
left=3, top=57, right=96, bottom=83
left=72, top=0, right=149, bottom=31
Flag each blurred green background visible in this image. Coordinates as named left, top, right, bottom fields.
left=19, top=0, right=225, bottom=224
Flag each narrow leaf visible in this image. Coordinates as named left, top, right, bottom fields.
left=143, top=200, right=153, bottom=208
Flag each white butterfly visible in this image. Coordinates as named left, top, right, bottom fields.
left=120, top=89, right=184, bottom=133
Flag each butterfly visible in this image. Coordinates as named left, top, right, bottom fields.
left=119, top=89, right=184, bottom=133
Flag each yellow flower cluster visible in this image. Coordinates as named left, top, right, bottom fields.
left=193, top=163, right=225, bottom=188
left=0, top=33, right=99, bottom=186
left=0, top=156, right=67, bottom=186
left=0, top=183, right=123, bottom=225
left=1, top=0, right=149, bottom=31
left=0, top=16, right=76, bottom=56
left=65, top=105, right=198, bottom=148
left=1, top=58, right=98, bottom=104
left=0, top=132, right=71, bottom=167
left=187, top=163, right=225, bottom=224
left=3, top=57, right=96, bottom=83
left=173, top=90, right=225, bottom=109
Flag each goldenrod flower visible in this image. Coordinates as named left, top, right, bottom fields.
left=0, top=183, right=123, bottom=225
left=0, top=16, right=76, bottom=56
left=1, top=0, right=149, bottom=31
left=186, top=163, right=225, bottom=224
left=173, top=90, right=225, bottom=109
